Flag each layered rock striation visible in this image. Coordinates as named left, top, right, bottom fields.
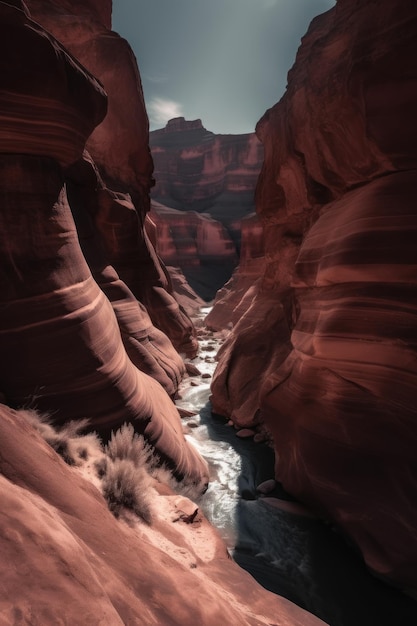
left=210, top=0, right=417, bottom=592
left=150, top=117, right=263, bottom=219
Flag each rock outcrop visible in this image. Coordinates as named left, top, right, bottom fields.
left=150, top=117, right=264, bottom=298
left=205, top=212, right=266, bottom=330
left=210, top=0, right=417, bottom=593
left=150, top=117, right=263, bottom=219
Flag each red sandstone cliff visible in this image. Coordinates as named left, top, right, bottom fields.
left=149, top=200, right=239, bottom=300
left=150, top=117, right=263, bottom=217
left=0, top=0, right=205, bottom=481
left=210, top=0, right=417, bottom=593
left=25, top=0, right=198, bottom=357
left=150, top=117, right=264, bottom=299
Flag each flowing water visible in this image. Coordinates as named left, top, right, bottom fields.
left=176, top=307, right=417, bottom=626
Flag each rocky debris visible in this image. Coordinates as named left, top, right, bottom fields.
left=185, top=362, right=202, bottom=377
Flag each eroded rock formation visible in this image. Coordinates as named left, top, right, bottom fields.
left=210, top=0, right=417, bottom=592
left=205, top=212, right=266, bottom=330
left=150, top=117, right=263, bottom=218
left=0, top=1, right=205, bottom=485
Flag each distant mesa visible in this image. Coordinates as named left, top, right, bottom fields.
left=158, top=116, right=205, bottom=132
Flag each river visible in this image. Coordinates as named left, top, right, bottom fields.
left=175, top=307, right=417, bottom=626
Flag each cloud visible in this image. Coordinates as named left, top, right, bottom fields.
left=142, top=72, right=168, bottom=84
left=147, top=97, right=184, bottom=127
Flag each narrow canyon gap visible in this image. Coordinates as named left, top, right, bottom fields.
left=0, top=1, right=416, bottom=625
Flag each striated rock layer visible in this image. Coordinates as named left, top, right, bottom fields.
left=150, top=117, right=263, bottom=220
left=211, top=0, right=417, bottom=592
left=25, top=0, right=198, bottom=357
left=0, top=1, right=206, bottom=487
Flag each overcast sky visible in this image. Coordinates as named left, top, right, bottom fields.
left=112, top=0, right=336, bottom=134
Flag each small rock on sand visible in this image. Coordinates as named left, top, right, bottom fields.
left=236, top=428, right=255, bottom=438
left=185, top=362, right=202, bottom=376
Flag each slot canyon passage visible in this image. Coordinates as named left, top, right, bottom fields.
left=1, top=1, right=417, bottom=625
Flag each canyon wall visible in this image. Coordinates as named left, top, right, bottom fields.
left=210, top=0, right=417, bottom=593
left=0, top=2, right=327, bottom=624
left=0, top=0, right=205, bottom=482
left=150, top=117, right=264, bottom=299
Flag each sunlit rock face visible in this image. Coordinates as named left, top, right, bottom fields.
left=25, top=0, right=198, bottom=356
left=211, top=0, right=417, bottom=591
left=0, top=1, right=207, bottom=488
left=150, top=117, right=264, bottom=298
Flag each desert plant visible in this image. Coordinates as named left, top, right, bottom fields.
left=19, top=410, right=205, bottom=523
left=102, top=458, right=153, bottom=524
left=105, top=422, right=153, bottom=469
left=20, top=409, right=102, bottom=466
